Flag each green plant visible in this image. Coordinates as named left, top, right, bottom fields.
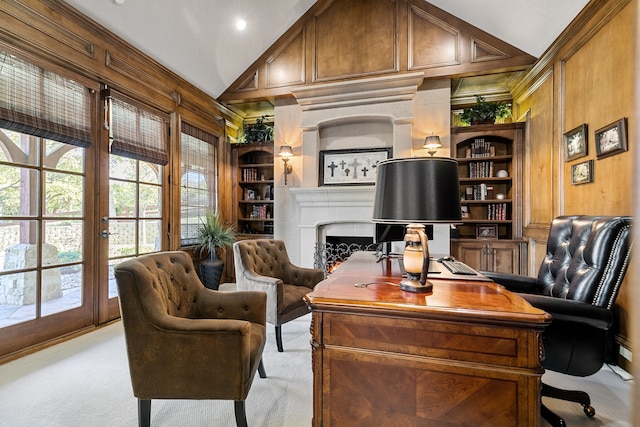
left=242, top=115, right=274, bottom=143
left=459, top=96, right=512, bottom=126
left=197, top=212, right=237, bottom=258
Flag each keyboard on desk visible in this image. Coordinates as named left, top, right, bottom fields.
left=440, top=259, right=478, bottom=275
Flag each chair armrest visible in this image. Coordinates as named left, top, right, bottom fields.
left=482, top=271, right=539, bottom=294
left=195, top=289, right=267, bottom=326
left=283, top=264, right=325, bottom=289
left=520, top=294, right=614, bottom=330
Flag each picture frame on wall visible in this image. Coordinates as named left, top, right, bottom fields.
left=595, top=118, right=628, bottom=159
left=318, top=147, right=392, bottom=186
left=571, top=159, right=594, bottom=185
left=564, top=123, right=588, bottom=161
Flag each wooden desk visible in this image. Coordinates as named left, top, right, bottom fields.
left=304, top=252, right=551, bottom=427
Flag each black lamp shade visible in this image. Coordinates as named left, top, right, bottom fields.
left=372, top=157, right=462, bottom=223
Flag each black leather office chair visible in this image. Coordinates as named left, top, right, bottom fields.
left=482, top=215, right=632, bottom=427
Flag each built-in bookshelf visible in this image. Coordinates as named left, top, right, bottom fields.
left=232, top=142, right=274, bottom=239
left=450, top=122, right=527, bottom=274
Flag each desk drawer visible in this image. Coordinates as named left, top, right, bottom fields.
left=323, top=312, right=541, bottom=369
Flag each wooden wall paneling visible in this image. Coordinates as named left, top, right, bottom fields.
left=516, top=71, right=556, bottom=231
left=265, top=27, right=306, bottom=89
left=513, top=0, right=635, bottom=366
left=313, top=0, right=398, bottom=81
left=218, top=0, right=536, bottom=103
left=561, top=3, right=634, bottom=216
left=408, top=4, right=460, bottom=70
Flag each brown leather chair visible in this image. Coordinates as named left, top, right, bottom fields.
left=114, top=251, right=267, bottom=427
left=233, top=239, right=325, bottom=352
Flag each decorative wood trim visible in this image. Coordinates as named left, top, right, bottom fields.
left=513, top=0, right=631, bottom=97
left=105, top=50, right=174, bottom=100
left=1, top=1, right=95, bottom=58
left=471, top=37, right=510, bottom=63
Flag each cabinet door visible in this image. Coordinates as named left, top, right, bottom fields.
left=488, top=243, right=520, bottom=274
left=456, top=243, right=487, bottom=270
left=454, top=241, right=521, bottom=274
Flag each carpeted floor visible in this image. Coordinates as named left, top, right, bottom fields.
left=0, top=314, right=313, bottom=427
left=0, top=312, right=633, bottom=426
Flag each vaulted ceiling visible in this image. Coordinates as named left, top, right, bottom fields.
left=62, top=0, right=590, bottom=104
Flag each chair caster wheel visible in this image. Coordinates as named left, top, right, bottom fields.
left=583, top=405, right=596, bottom=417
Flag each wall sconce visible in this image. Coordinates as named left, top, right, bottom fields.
left=278, top=145, right=294, bottom=185
left=372, top=157, right=461, bottom=293
left=423, top=135, right=442, bottom=156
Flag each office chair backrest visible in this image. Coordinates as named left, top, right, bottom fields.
left=537, top=215, right=632, bottom=308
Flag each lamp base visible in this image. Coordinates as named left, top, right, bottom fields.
left=399, top=278, right=433, bottom=293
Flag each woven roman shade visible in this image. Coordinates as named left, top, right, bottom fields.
left=180, top=122, right=218, bottom=246
left=0, top=51, right=93, bottom=147
left=108, top=91, right=169, bottom=165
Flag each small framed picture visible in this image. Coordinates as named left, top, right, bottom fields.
left=476, top=224, right=498, bottom=240
left=564, top=123, right=588, bottom=161
left=461, top=205, right=470, bottom=219
left=571, top=160, right=594, bottom=185
left=595, top=118, right=628, bottom=159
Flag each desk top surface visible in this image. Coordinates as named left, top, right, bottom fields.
left=305, top=252, right=551, bottom=325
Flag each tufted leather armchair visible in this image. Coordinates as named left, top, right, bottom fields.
left=483, top=216, right=632, bottom=427
left=114, top=251, right=267, bottom=427
left=233, top=239, right=325, bottom=352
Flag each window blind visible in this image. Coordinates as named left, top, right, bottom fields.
left=180, top=122, right=218, bottom=246
left=109, top=93, right=169, bottom=165
left=0, top=51, right=93, bottom=147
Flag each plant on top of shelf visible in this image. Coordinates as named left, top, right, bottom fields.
left=241, top=115, right=274, bottom=143
left=459, top=96, right=512, bottom=126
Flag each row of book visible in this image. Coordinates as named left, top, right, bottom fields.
left=487, top=203, right=509, bottom=221
left=247, top=205, right=271, bottom=219
left=465, top=184, right=494, bottom=200
left=468, top=161, right=494, bottom=178
left=464, top=138, right=496, bottom=158
left=241, top=168, right=269, bottom=181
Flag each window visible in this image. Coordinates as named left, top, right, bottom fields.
left=180, top=123, right=218, bottom=246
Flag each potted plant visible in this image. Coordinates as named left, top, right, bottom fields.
left=196, top=211, right=237, bottom=290
left=241, top=115, right=274, bottom=143
left=459, top=95, right=512, bottom=126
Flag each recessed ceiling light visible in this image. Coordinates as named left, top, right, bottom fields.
left=236, top=19, right=246, bottom=31
left=112, top=0, right=125, bottom=4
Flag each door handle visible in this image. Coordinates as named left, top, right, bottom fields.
left=101, top=230, right=116, bottom=238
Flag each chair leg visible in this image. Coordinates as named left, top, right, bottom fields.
left=138, top=399, right=151, bottom=427
left=541, top=402, right=566, bottom=427
left=542, top=382, right=595, bottom=416
left=275, top=325, right=283, bottom=352
left=234, top=400, right=248, bottom=427
left=258, top=358, right=267, bottom=378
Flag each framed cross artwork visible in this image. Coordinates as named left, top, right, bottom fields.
left=318, top=147, right=393, bottom=186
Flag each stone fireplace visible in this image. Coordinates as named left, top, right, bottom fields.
left=273, top=74, right=452, bottom=267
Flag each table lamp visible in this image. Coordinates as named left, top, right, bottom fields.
left=372, top=157, right=461, bottom=293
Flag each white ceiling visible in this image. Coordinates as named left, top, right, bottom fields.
left=62, top=0, right=590, bottom=100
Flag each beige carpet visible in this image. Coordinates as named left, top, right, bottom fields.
left=0, top=314, right=313, bottom=427
left=0, top=311, right=633, bottom=426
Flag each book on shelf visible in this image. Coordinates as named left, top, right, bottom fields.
left=466, top=138, right=496, bottom=158
left=468, top=161, right=494, bottom=178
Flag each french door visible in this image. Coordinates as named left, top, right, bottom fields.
left=0, top=129, right=94, bottom=356
left=97, top=152, right=163, bottom=323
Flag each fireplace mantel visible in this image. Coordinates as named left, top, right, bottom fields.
left=290, top=186, right=375, bottom=206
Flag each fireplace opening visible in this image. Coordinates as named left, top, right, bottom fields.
left=314, top=236, right=379, bottom=275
